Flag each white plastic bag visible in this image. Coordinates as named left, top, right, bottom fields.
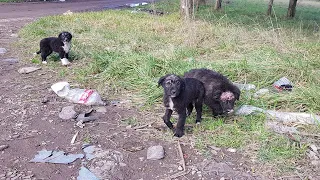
left=51, top=82, right=105, bottom=106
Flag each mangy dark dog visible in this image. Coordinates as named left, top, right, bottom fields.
left=36, top=31, right=72, bottom=66
left=158, top=74, right=205, bottom=137
left=184, top=68, right=240, bottom=116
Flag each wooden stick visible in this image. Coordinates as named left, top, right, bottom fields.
left=177, top=140, right=186, bottom=171
left=70, top=131, right=79, bottom=145
left=133, top=120, right=157, bottom=130
left=298, top=132, right=320, bottom=138
left=168, top=169, right=191, bottom=179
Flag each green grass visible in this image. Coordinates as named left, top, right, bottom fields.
left=17, top=0, right=320, bottom=176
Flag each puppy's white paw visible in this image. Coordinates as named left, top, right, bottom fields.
left=61, top=58, right=70, bottom=66
left=42, top=61, right=48, bottom=64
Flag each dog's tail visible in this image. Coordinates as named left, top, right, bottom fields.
left=34, top=50, right=41, bottom=55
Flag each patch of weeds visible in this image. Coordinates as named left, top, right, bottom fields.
left=83, top=136, right=91, bottom=144
left=59, top=69, right=67, bottom=78
left=31, top=58, right=40, bottom=64
left=257, top=132, right=307, bottom=172
left=121, top=117, right=138, bottom=127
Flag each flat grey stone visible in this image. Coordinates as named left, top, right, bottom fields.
left=227, top=148, right=237, bottom=153
left=1, top=58, right=18, bottom=64
left=0, top=145, right=9, bottom=151
left=254, top=88, right=269, bottom=98
left=147, top=145, right=165, bottom=160
left=0, top=48, right=7, bottom=54
left=59, top=106, right=77, bottom=120
left=310, top=144, right=318, bottom=153
left=95, top=106, right=107, bottom=113
left=18, top=67, right=41, bottom=74
left=311, top=160, right=320, bottom=166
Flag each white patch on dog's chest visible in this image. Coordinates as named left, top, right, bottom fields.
left=168, top=97, right=174, bottom=110
left=62, top=42, right=71, bottom=53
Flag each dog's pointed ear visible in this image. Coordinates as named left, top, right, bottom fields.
left=158, top=75, right=166, bottom=87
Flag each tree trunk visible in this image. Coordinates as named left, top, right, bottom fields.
left=267, top=0, right=274, bottom=16
left=180, top=0, right=194, bottom=19
left=287, top=0, right=298, bottom=18
left=215, top=0, right=222, bottom=10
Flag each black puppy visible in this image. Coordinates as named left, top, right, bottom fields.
left=35, top=31, right=72, bottom=66
left=184, top=68, right=240, bottom=116
left=158, top=74, right=205, bottom=137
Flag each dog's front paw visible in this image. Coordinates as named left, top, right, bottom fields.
left=42, top=61, right=47, bottom=64
left=61, top=58, right=70, bottom=66
left=174, top=129, right=184, bottom=138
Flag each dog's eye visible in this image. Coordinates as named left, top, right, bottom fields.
left=176, top=81, right=180, bottom=85
left=165, top=81, right=171, bottom=86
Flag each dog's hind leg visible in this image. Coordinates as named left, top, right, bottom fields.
left=162, top=109, right=174, bottom=130
left=194, top=100, right=203, bottom=124
left=186, top=103, right=193, bottom=116
left=59, top=51, right=70, bottom=66
left=175, top=109, right=187, bottom=137
left=41, top=50, right=52, bottom=64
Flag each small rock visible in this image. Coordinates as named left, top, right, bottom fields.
left=41, top=97, right=49, bottom=104
left=178, top=166, right=183, bottom=171
left=10, top=34, right=18, bottom=38
left=0, top=48, right=7, bottom=54
left=139, top=157, right=145, bottom=161
left=0, top=174, right=5, bottom=178
left=311, top=160, right=320, bottom=166
left=211, top=150, right=218, bottom=155
left=191, top=170, right=196, bottom=175
left=59, top=106, right=77, bottom=120
left=119, top=163, right=127, bottom=167
left=126, top=125, right=132, bottom=129
left=220, top=178, right=225, bottom=180
left=147, top=145, right=165, bottom=160
left=95, top=106, right=107, bottom=113
left=310, top=144, right=318, bottom=153
left=227, top=148, right=237, bottom=153
left=308, top=150, right=319, bottom=160
left=0, top=145, right=9, bottom=151
left=1, top=58, right=18, bottom=64
left=18, top=67, right=41, bottom=74
left=22, top=85, right=33, bottom=89
left=12, top=134, right=20, bottom=139
left=63, top=10, right=73, bottom=15
left=209, top=146, right=221, bottom=151
left=253, top=88, right=269, bottom=98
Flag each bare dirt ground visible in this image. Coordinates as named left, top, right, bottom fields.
left=0, top=1, right=262, bottom=179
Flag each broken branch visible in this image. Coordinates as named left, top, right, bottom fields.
left=133, top=120, right=157, bottom=130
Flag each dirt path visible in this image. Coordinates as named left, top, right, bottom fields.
left=0, top=1, right=260, bottom=179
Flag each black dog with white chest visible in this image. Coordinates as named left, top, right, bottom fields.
left=36, top=31, right=72, bottom=66
left=158, top=74, right=205, bottom=137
